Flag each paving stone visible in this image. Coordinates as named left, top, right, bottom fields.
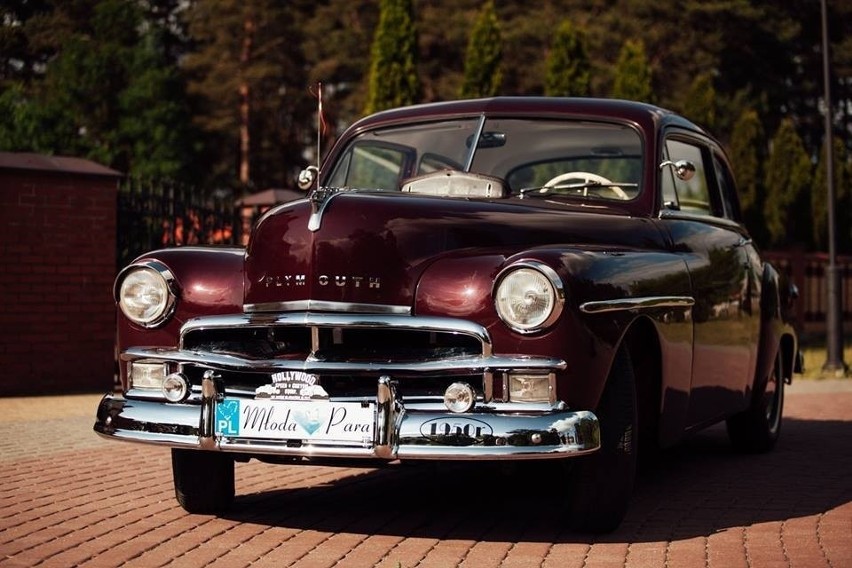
left=0, top=385, right=850, bottom=567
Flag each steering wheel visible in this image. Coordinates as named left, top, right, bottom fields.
left=542, top=171, right=629, bottom=200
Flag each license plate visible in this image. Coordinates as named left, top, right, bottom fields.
left=215, top=398, right=375, bottom=443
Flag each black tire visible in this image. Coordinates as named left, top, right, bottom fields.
left=726, top=347, right=785, bottom=453
left=566, top=346, right=638, bottom=533
left=171, top=449, right=235, bottom=514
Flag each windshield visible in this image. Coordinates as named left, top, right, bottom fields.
left=326, top=117, right=643, bottom=202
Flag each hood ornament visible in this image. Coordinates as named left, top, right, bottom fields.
left=308, top=186, right=345, bottom=232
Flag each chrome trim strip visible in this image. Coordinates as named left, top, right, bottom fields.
left=121, top=347, right=567, bottom=374
left=245, top=300, right=411, bottom=315
left=579, top=295, right=695, bottom=314
left=179, top=312, right=494, bottom=357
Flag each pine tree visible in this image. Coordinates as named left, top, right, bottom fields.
left=544, top=19, right=590, bottom=97
left=812, top=138, right=851, bottom=252
left=763, top=118, right=813, bottom=248
left=728, top=108, right=766, bottom=244
left=364, top=0, right=420, bottom=114
left=184, top=0, right=311, bottom=189
left=683, top=73, right=716, bottom=130
left=460, top=0, right=502, bottom=99
left=612, top=39, right=652, bottom=102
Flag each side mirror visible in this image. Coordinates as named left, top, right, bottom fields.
left=297, top=166, right=319, bottom=191
left=659, top=159, right=696, bottom=182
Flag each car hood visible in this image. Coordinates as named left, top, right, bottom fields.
left=243, top=192, right=663, bottom=310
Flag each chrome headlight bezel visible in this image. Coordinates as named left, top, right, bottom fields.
left=114, top=261, right=178, bottom=328
left=493, top=261, right=565, bottom=334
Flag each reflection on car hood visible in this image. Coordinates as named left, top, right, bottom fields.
left=243, top=193, right=663, bottom=309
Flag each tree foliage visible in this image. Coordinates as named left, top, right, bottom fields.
left=364, top=0, right=419, bottom=114
left=764, top=118, right=813, bottom=248
left=683, top=74, right=717, bottom=131
left=183, top=0, right=312, bottom=190
left=728, top=108, right=766, bottom=242
left=544, top=19, right=590, bottom=97
left=0, top=0, right=850, bottom=252
left=460, top=0, right=502, bottom=99
left=612, top=39, right=653, bottom=102
left=812, top=138, right=851, bottom=251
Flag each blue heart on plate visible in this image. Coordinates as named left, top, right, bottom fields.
left=293, top=409, right=323, bottom=435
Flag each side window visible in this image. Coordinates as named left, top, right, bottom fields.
left=328, top=144, right=407, bottom=189
left=665, top=139, right=711, bottom=215
left=712, top=153, right=740, bottom=221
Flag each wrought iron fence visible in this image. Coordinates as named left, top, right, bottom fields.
left=117, top=178, right=243, bottom=267
left=764, top=250, right=852, bottom=334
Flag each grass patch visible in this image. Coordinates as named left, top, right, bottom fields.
left=797, top=335, right=852, bottom=379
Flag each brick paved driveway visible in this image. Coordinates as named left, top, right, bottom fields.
left=1, top=382, right=850, bottom=568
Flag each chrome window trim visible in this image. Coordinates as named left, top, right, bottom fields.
left=244, top=300, right=411, bottom=315
left=579, top=295, right=695, bottom=314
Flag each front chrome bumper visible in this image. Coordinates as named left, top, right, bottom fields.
left=94, top=375, right=600, bottom=461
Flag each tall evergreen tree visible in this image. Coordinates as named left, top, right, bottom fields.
left=763, top=118, right=813, bottom=248
left=612, top=39, right=653, bottom=102
left=183, top=0, right=311, bottom=190
left=683, top=73, right=716, bottom=130
left=728, top=108, right=766, bottom=244
left=364, top=0, right=420, bottom=114
left=544, top=19, right=590, bottom=97
left=460, top=0, right=502, bottom=99
left=812, top=138, right=851, bottom=252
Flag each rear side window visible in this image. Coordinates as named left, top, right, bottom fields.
left=712, top=153, right=741, bottom=221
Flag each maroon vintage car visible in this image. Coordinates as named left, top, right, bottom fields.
left=95, top=97, right=799, bottom=532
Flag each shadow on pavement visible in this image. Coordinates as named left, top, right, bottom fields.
left=222, top=416, right=852, bottom=543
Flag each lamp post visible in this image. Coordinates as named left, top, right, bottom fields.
left=820, top=0, right=848, bottom=377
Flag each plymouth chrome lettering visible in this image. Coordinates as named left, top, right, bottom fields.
left=262, top=274, right=381, bottom=289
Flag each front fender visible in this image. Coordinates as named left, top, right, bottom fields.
left=116, top=246, right=246, bottom=389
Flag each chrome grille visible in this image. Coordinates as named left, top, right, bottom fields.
left=178, top=313, right=488, bottom=402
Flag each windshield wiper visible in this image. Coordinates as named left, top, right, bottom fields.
left=519, top=181, right=638, bottom=199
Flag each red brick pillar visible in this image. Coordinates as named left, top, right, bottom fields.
left=0, top=153, right=120, bottom=395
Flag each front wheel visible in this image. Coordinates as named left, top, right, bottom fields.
left=172, top=449, right=235, bottom=514
left=566, top=346, right=638, bottom=532
left=726, top=347, right=785, bottom=453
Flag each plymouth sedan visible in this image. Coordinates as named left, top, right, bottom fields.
left=95, top=97, right=799, bottom=532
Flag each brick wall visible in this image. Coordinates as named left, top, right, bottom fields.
left=0, top=158, right=119, bottom=395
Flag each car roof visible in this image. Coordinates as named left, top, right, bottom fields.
left=347, top=97, right=705, bottom=138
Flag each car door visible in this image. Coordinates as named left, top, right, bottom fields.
left=659, top=134, right=761, bottom=428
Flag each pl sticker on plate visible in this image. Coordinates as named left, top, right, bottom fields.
left=215, top=398, right=374, bottom=442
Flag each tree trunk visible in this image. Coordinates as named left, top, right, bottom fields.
left=239, top=16, right=255, bottom=186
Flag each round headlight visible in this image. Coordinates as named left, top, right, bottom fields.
left=116, top=263, right=176, bottom=328
left=494, top=262, right=564, bottom=333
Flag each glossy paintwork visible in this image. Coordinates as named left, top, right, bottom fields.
left=111, top=97, right=798, bottom=449
left=116, top=247, right=245, bottom=390
left=245, top=192, right=666, bottom=311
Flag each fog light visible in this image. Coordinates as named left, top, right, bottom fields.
left=130, top=361, right=166, bottom=390
left=443, top=382, right=476, bottom=413
left=508, top=374, right=552, bottom=403
left=162, top=373, right=189, bottom=402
